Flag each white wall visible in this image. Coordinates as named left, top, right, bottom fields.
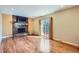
left=0, top=14, right=2, bottom=42
left=53, top=7, right=79, bottom=45
left=34, top=18, right=40, bottom=35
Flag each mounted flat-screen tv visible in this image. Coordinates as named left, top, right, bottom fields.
left=18, top=16, right=27, bottom=22
left=14, top=15, right=28, bottom=23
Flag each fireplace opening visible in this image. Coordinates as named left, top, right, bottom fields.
left=18, top=28, right=26, bottom=33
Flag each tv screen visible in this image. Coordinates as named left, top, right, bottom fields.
left=14, top=15, right=28, bottom=23
left=18, top=16, right=28, bottom=22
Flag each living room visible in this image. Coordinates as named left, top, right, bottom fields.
left=0, top=5, right=79, bottom=53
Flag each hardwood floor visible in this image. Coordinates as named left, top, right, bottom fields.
left=50, top=40, right=79, bottom=53
left=0, top=35, right=79, bottom=53
left=1, top=36, right=39, bottom=53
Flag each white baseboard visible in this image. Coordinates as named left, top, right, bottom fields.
left=2, top=35, right=12, bottom=39
left=54, top=38, right=79, bottom=47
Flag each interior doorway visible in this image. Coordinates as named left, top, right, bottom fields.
left=41, top=19, right=49, bottom=37
left=39, top=18, right=50, bottom=52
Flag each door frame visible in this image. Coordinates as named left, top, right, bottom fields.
left=49, top=16, right=53, bottom=39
